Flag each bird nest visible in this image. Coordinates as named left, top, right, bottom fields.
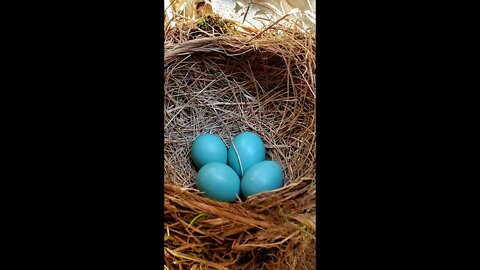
left=164, top=14, right=316, bottom=270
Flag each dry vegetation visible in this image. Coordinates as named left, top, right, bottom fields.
left=164, top=13, right=316, bottom=269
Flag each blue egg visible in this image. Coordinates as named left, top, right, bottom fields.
left=241, top=160, right=284, bottom=197
left=228, top=132, right=265, bottom=176
left=196, top=162, right=241, bottom=202
left=191, top=134, right=227, bottom=169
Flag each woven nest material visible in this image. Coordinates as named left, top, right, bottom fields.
left=164, top=15, right=316, bottom=270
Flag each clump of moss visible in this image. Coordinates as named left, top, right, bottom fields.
left=195, top=14, right=235, bottom=35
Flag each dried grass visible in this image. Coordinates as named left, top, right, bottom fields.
left=164, top=14, right=316, bottom=269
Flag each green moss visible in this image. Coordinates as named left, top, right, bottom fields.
left=195, top=14, right=235, bottom=34
left=196, top=18, right=206, bottom=28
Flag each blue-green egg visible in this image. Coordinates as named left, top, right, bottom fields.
left=191, top=134, right=227, bottom=169
left=196, top=162, right=241, bottom=202
left=228, top=132, right=265, bottom=176
left=241, top=160, right=284, bottom=198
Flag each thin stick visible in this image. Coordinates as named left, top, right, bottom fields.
left=242, top=1, right=251, bottom=25
left=247, top=14, right=290, bottom=42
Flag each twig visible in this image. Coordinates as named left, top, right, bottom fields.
left=242, top=1, right=251, bottom=25
left=247, top=14, right=290, bottom=42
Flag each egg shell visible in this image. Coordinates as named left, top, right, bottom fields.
left=228, top=132, right=265, bottom=176
left=196, top=162, right=241, bottom=202
left=241, top=160, right=284, bottom=198
left=191, top=134, right=227, bottom=169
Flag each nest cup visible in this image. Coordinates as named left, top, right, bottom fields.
left=164, top=16, right=316, bottom=270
